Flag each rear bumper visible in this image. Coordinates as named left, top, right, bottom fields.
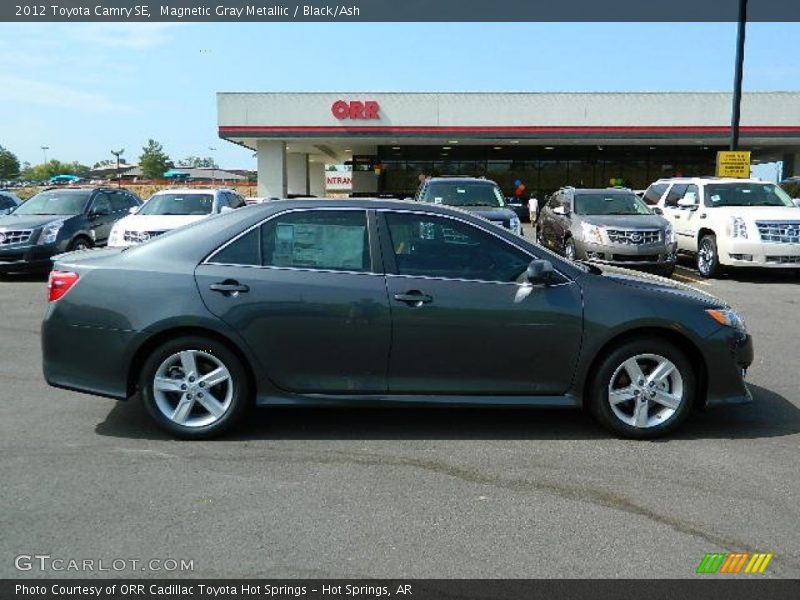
left=719, top=239, right=800, bottom=268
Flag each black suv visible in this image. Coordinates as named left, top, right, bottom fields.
left=0, top=187, right=141, bottom=274
left=413, top=176, right=523, bottom=236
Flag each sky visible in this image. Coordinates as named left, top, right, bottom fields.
left=0, top=21, right=798, bottom=170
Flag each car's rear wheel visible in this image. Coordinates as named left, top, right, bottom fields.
left=139, top=336, right=250, bottom=439
left=589, top=339, right=695, bottom=439
left=697, top=234, right=721, bottom=278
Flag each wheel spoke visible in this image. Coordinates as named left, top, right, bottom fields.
left=154, top=376, right=184, bottom=393
left=609, top=386, right=636, bottom=405
left=195, top=392, right=226, bottom=419
left=622, top=358, right=646, bottom=385
left=652, top=389, right=681, bottom=410
left=198, top=366, right=230, bottom=389
left=647, top=359, right=675, bottom=386
left=171, top=394, right=195, bottom=424
left=633, top=399, right=650, bottom=428
left=179, top=351, right=198, bottom=377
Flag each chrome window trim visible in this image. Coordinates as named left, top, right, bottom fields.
left=203, top=206, right=378, bottom=275
left=378, top=207, right=575, bottom=285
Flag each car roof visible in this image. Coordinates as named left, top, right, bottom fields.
left=652, top=177, right=765, bottom=185
left=425, top=176, right=497, bottom=184
left=151, top=188, right=232, bottom=195
left=570, top=188, right=636, bottom=195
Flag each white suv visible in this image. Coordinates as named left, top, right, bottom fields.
left=644, top=177, right=800, bottom=277
left=108, top=188, right=246, bottom=247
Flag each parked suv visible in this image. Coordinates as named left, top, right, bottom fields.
left=537, top=187, right=677, bottom=276
left=108, top=188, right=247, bottom=247
left=645, top=177, right=800, bottom=277
left=413, top=176, right=522, bottom=236
left=0, top=187, right=141, bottom=274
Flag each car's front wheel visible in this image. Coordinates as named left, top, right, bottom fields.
left=139, top=336, right=250, bottom=439
left=697, top=234, right=721, bottom=278
left=589, top=338, right=695, bottom=439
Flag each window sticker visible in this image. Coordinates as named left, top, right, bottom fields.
left=710, top=194, right=721, bottom=203
left=273, top=223, right=365, bottom=270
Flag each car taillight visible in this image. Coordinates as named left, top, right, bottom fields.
left=48, top=271, right=79, bottom=302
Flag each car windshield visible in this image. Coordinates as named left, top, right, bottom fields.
left=705, top=183, right=795, bottom=207
left=574, top=192, right=652, bottom=216
left=422, top=181, right=506, bottom=207
left=139, top=193, right=214, bottom=216
left=12, top=190, right=91, bottom=215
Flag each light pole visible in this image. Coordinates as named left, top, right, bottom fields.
left=111, top=149, right=124, bottom=187
left=41, top=146, right=49, bottom=164
left=730, top=0, right=748, bottom=151
left=208, top=146, right=217, bottom=184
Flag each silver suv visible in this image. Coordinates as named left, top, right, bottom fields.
left=537, top=187, right=677, bottom=276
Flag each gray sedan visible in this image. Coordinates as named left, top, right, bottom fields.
left=537, top=187, right=677, bottom=276
left=42, top=199, right=752, bottom=439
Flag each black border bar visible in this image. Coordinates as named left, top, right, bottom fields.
left=4, top=0, right=800, bottom=22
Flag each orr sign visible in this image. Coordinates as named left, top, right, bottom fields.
left=331, top=100, right=380, bottom=120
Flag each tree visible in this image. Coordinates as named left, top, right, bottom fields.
left=19, top=160, right=90, bottom=182
left=0, top=145, right=21, bottom=179
left=139, top=139, right=173, bottom=179
left=178, top=155, right=218, bottom=168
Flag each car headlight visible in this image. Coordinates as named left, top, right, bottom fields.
left=37, top=220, right=65, bottom=245
left=509, top=215, right=521, bottom=234
left=580, top=222, right=603, bottom=245
left=727, top=216, right=748, bottom=239
left=706, top=308, right=747, bottom=332
left=664, top=224, right=675, bottom=244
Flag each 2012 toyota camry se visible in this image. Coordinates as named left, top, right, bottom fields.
left=42, top=199, right=753, bottom=439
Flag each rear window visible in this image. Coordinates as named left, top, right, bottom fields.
left=421, top=181, right=506, bottom=208
left=139, top=193, right=214, bottom=216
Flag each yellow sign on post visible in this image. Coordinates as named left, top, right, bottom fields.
left=716, top=151, right=751, bottom=178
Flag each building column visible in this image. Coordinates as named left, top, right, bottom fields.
left=287, top=153, right=309, bottom=196
left=308, top=161, right=325, bottom=197
left=257, top=140, right=287, bottom=198
left=350, top=145, right=378, bottom=195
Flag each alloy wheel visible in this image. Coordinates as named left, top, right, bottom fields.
left=697, top=239, right=715, bottom=275
left=607, top=353, right=684, bottom=429
left=152, top=350, right=233, bottom=428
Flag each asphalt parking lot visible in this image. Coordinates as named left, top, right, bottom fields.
left=1, top=237, right=798, bottom=579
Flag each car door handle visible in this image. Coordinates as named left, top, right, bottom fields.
left=209, top=280, right=249, bottom=295
left=393, top=291, right=433, bottom=306
left=674, top=215, right=681, bottom=219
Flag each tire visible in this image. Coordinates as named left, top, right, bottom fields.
left=139, top=335, right=251, bottom=439
left=67, top=237, right=92, bottom=252
left=659, top=263, right=676, bottom=278
left=696, top=234, right=721, bottom=278
left=564, top=237, right=577, bottom=261
left=589, top=338, right=695, bottom=439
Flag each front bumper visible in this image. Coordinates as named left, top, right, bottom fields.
left=702, top=326, right=754, bottom=407
left=718, top=239, right=800, bottom=268
left=0, top=243, right=58, bottom=273
left=579, top=240, right=678, bottom=268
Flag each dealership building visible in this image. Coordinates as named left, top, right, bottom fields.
left=217, top=92, right=800, bottom=198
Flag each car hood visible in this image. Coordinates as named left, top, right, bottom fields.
left=115, top=214, right=208, bottom=231
left=0, top=213, right=75, bottom=229
left=579, top=214, right=667, bottom=229
left=456, top=206, right=516, bottom=221
left=702, top=205, right=800, bottom=221
left=597, top=265, right=726, bottom=307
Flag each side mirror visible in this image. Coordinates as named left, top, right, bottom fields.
left=526, top=259, right=555, bottom=285
left=219, top=206, right=234, bottom=214
left=652, top=206, right=664, bottom=215
left=677, top=194, right=698, bottom=210
left=128, top=206, right=139, bottom=214
left=552, top=205, right=568, bottom=216
left=90, top=206, right=110, bottom=217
